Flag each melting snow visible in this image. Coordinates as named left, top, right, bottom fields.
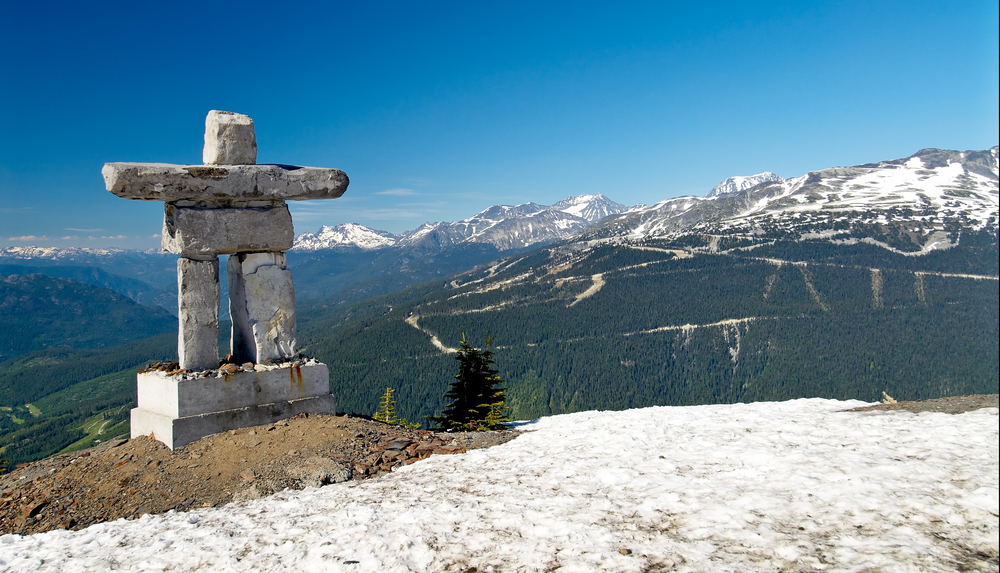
left=1, top=399, right=996, bottom=572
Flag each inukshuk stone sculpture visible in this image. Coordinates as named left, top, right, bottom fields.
left=102, top=110, right=349, bottom=449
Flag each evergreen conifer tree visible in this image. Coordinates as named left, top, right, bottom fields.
left=374, top=387, right=420, bottom=428
left=430, top=334, right=510, bottom=431
left=374, top=387, right=399, bottom=425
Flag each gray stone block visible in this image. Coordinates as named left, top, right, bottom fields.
left=177, top=257, right=219, bottom=371
left=203, top=110, right=257, bottom=165
left=130, top=394, right=336, bottom=450
left=229, top=252, right=297, bottom=363
left=103, top=162, right=349, bottom=201
left=162, top=203, right=293, bottom=256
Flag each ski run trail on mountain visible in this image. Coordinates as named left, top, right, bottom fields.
left=568, top=273, right=604, bottom=306
left=404, top=315, right=457, bottom=353
left=1, top=399, right=996, bottom=572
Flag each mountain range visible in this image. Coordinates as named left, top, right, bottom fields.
left=585, top=147, right=997, bottom=249
left=293, top=194, right=628, bottom=252
left=293, top=146, right=997, bottom=262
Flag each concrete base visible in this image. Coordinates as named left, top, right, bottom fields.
left=136, top=363, right=328, bottom=418
left=130, top=360, right=334, bottom=449
left=130, top=394, right=336, bottom=450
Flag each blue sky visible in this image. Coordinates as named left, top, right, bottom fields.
left=1, top=0, right=997, bottom=249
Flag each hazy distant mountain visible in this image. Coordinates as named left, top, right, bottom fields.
left=0, top=274, right=176, bottom=361
left=0, top=248, right=180, bottom=315
left=0, top=246, right=141, bottom=261
left=0, top=247, right=177, bottom=291
left=0, top=264, right=154, bottom=300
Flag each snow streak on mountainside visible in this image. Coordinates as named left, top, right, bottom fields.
left=292, top=194, right=627, bottom=251
left=587, top=147, right=999, bottom=253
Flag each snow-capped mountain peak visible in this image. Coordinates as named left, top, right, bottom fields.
left=293, top=223, right=398, bottom=251
left=708, top=172, right=784, bottom=197
left=553, top=194, right=629, bottom=222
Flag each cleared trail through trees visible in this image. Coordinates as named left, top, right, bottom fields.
left=569, top=274, right=605, bottom=307
left=404, top=314, right=457, bottom=353
left=749, top=255, right=998, bottom=281
left=626, top=316, right=762, bottom=336
left=870, top=268, right=884, bottom=309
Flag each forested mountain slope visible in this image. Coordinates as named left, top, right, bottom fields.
left=298, top=228, right=997, bottom=424
left=0, top=274, right=176, bottom=361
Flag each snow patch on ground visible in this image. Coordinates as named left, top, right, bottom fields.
left=0, top=400, right=996, bottom=572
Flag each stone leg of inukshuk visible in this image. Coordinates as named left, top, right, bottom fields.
left=103, top=110, right=349, bottom=449
left=228, top=251, right=297, bottom=364
left=177, top=256, right=220, bottom=371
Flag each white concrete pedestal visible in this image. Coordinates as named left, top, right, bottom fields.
left=130, top=361, right=335, bottom=449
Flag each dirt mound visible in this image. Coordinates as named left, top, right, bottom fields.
left=848, top=394, right=998, bottom=414
left=0, top=413, right=519, bottom=536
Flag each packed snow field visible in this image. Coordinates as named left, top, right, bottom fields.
left=1, top=399, right=997, bottom=572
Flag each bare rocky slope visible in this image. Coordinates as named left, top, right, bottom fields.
left=0, top=413, right=519, bottom=537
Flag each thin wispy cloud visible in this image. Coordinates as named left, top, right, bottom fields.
left=375, top=188, right=419, bottom=196
left=399, top=177, right=435, bottom=187
left=290, top=200, right=445, bottom=220
left=357, top=208, right=433, bottom=220
left=396, top=200, right=450, bottom=209
left=8, top=235, right=48, bottom=241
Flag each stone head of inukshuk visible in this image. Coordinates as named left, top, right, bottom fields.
left=103, top=111, right=349, bottom=371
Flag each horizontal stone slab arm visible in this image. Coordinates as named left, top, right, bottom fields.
left=103, top=162, right=349, bottom=201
